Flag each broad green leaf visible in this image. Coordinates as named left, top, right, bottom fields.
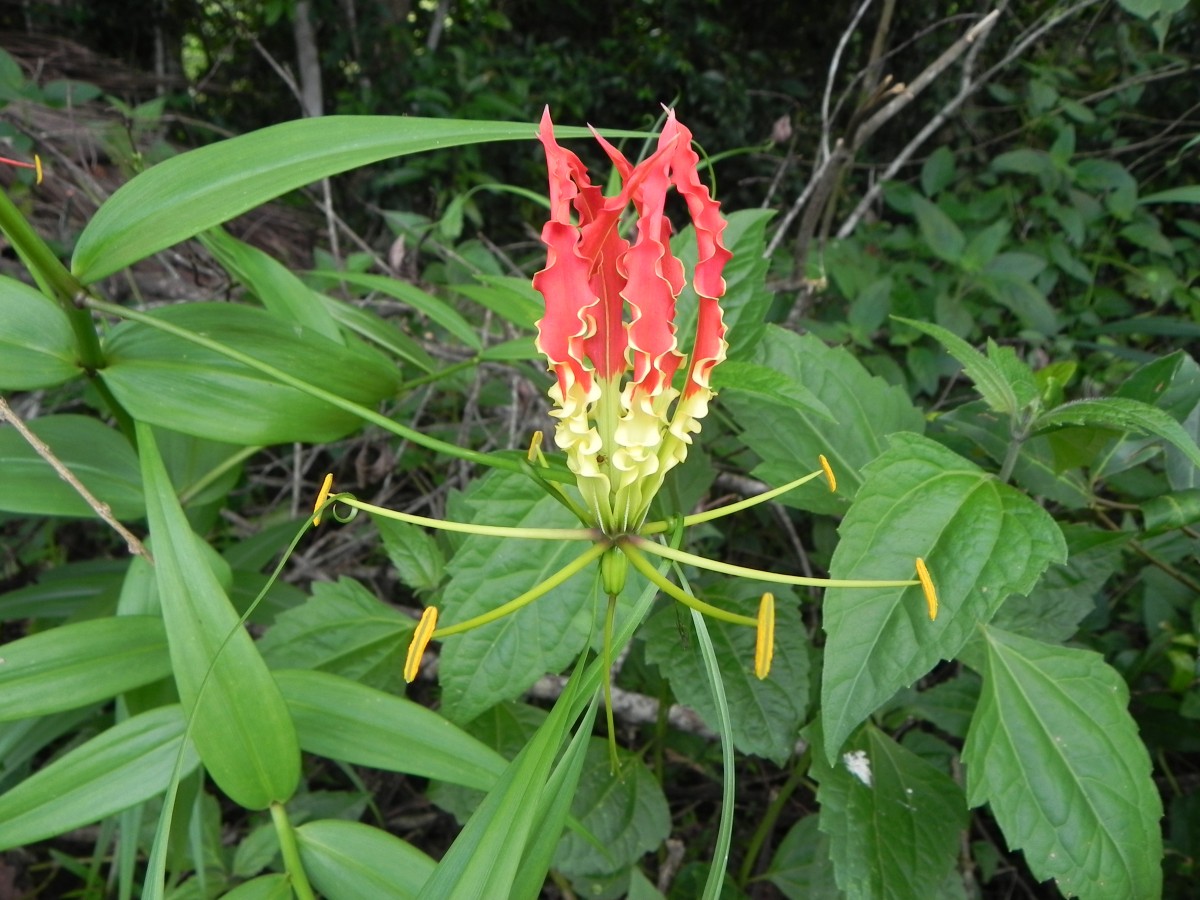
left=273, top=669, right=505, bottom=791
left=810, top=722, right=966, bottom=900
left=437, top=470, right=600, bottom=724
left=0, top=414, right=143, bottom=519
left=642, top=583, right=810, bottom=763
left=203, top=228, right=343, bottom=342
left=139, top=423, right=299, bottom=809
left=673, top=209, right=776, bottom=360
left=894, top=316, right=1018, bottom=417
left=259, top=578, right=413, bottom=692
left=964, top=626, right=1163, bottom=898
left=296, top=819, right=435, bottom=899
left=1035, top=396, right=1200, bottom=471
left=1140, top=185, right=1200, bottom=204
left=72, top=116, right=646, bottom=282
left=960, top=219, right=1010, bottom=272
left=719, top=326, right=925, bottom=513
left=554, top=740, right=671, bottom=882
left=976, top=269, right=1060, bottom=335
left=909, top=195, right=965, bottom=264
left=0, top=706, right=199, bottom=851
left=0, top=708, right=99, bottom=794
left=0, top=616, right=170, bottom=721
left=765, top=815, right=841, bottom=899
left=991, top=148, right=1054, bottom=178
left=821, top=433, right=1066, bottom=761
left=1141, top=488, right=1200, bottom=534
left=921, top=146, right=956, bottom=198
left=0, top=276, right=78, bottom=389
left=992, top=525, right=1126, bottom=642
left=309, top=270, right=482, bottom=351
left=373, top=516, right=445, bottom=594
left=102, top=303, right=401, bottom=445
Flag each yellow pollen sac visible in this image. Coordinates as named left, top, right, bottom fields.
left=311, top=473, right=334, bottom=526
left=916, top=558, right=938, bottom=620
left=404, top=606, right=439, bottom=683
left=755, top=592, right=776, bottom=680
left=819, top=455, right=837, bottom=493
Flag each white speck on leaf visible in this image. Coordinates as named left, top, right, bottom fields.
left=843, top=749, right=873, bottom=787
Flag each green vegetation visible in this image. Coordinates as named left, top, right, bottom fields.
left=1, top=1, right=1199, bottom=897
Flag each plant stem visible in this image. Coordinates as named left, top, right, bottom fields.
left=270, top=802, right=315, bottom=900
left=337, top=494, right=598, bottom=540
left=433, top=542, right=609, bottom=637
left=0, top=187, right=103, bottom=370
left=620, top=543, right=758, bottom=627
left=628, top=536, right=918, bottom=590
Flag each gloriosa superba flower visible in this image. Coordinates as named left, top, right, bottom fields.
left=533, top=106, right=729, bottom=536
left=308, top=108, right=938, bottom=737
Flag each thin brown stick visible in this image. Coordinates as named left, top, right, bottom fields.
left=0, top=396, right=151, bottom=561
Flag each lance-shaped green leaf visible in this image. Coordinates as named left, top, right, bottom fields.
left=821, top=433, right=1066, bottom=761
left=718, top=326, right=925, bottom=513
left=0, top=414, right=144, bottom=519
left=203, top=228, right=343, bottom=342
left=809, top=721, right=967, bottom=900
left=0, top=275, right=78, bottom=389
left=893, top=316, right=1019, bottom=417
left=296, top=819, right=435, bottom=899
left=963, top=626, right=1163, bottom=899
left=221, top=875, right=293, bottom=900
left=139, top=422, right=299, bottom=809
left=102, top=304, right=401, bottom=445
left=274, top=668, right=505, bottom=792
left=437, top=471, right=600, bottom=724
left=72, top=116, right=647, bottom=283
left=0, top=615, right=170, bottom=721
left=0, top=706, right=199, bottom=851
left=1034, top=396, right=1200, bottom=470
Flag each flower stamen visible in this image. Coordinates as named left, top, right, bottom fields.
left=404, top=606, right=439, bottom=683
left=311, top=473, right=334, bottom=526
left=916, top=557, right=938, bottom=620
left=819, top=454, right=837, bottom=493
left=755, top=592, right=775, bottom=679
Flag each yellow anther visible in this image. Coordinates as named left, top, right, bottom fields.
left=404, top=606, right=439, bottom=683
left=819, top=454, right=836, bottom=493
left=916, top=558, right=938, bottom=620
left=527, top=430, right=544, bottom=463
left=755, top=592, right=776, bottom=680
left=34, top=154, right=42, bottom=185
left=311, top=473, right=334, bottom=526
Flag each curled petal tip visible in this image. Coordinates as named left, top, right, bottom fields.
left=404, top=606, right=439, bottom=683
left=819, top=455, right=836, bottom=493
left=916, top=558, right=937, bottom=620
left=312, top=473, right=334, bottom=526
left=755, top=592, right=775, bottom=680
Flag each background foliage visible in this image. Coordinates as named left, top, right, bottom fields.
left=2, top=0, right=1200, bottom=898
